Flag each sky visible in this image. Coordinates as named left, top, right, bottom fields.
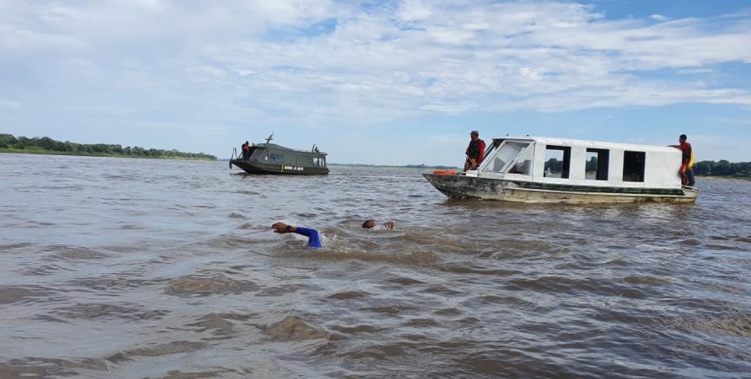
left=1, top=0, right=750, bottom=166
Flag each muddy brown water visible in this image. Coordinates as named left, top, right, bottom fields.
left=1, top=154, right=750, bottom=378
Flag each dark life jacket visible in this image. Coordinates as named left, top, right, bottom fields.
left=466, top=139, right=485, bottom=159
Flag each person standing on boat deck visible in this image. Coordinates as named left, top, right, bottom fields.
left=242, top=141, right=250, bottom=161
left=271, top=222, right=322, bottom=248
left=362, top=220, right=395, bottom=230
left=671, top=134, right=695, bottom=186
left=464, top=130, right=486, bottom=171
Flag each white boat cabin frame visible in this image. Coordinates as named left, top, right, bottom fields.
left=473, top=137, right=683, bottom=189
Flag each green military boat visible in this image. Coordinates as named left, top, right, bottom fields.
left=229, top=133, right=329, bottom=175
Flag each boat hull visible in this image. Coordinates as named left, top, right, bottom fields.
left=230, top=159, right=329, bottom=175
left=423, top=174, right=698, bottom=204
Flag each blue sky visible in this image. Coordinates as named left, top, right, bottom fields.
left=1, top=0, right=750, bottom=166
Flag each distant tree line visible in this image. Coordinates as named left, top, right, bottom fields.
left=403, top=164, right=459, bottom=170
left=0, top=134, right=216, bottom=160
left=544, top=157, right=750, bottom=178
left=693, top=160, right=751, bottom=178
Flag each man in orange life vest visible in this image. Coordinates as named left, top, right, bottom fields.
left=671, top=134, right=695, bottom=187
left=464, top=130, right=486, bottom=171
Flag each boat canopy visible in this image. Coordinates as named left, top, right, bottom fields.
left=249, top=143, right=327, bottom=167
left=476, top=137, right=683, bottom=188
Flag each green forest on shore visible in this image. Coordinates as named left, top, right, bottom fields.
left=692, top=160, right=751, bottom=179
left=0, top=134, right=216, bottom=160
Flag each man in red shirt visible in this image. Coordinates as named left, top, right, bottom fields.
left=671, top=134, right=695, bottom=186
left=242, top=141, right=250, bottom=160
left=464, top=130, right=486, bottom=171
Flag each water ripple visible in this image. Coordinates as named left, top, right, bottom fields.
left=1, top=156, right=750, bottom=378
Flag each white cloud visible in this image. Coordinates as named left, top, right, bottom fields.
left=397, top=0, right=433, bottom=22
left=132, top=0, right=165, bottom=10
left=706, top=117, right=751, bottom=125
left=1, top=0, right=750, bottom=163
left=677, top=68, right=715, bottom=75
left=0, top=99, right=20, bottom=109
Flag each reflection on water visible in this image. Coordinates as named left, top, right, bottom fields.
left=1, top=154, right=750, bottom=378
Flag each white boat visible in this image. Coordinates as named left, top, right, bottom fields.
left=424, top=136, right=698, bottom=204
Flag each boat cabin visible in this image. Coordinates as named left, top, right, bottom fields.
left=246, top=143, right=328, bottom=169
left=475, top=137, right=683, bottom=188
left=230, top=133, right=329, bottom=175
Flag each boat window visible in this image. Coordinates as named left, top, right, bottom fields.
left=586, top=148, right=609, bottom=180
left=545, top=145, right=571, bottom=179
left=269, top=153, right=283, bottom=162
left=485, top=141, right=530, bottom=173
left=508, top=148, right=533, bottom=175
left=623, top=151, right=645, bottom=182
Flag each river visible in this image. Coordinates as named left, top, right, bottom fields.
left=1, top=153, right=750, bottom=378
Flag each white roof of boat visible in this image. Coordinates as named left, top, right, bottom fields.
left=495, top=136, right=679, bottom=153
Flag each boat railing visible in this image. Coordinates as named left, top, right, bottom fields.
left=229, top=147, right=237, bottom=169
